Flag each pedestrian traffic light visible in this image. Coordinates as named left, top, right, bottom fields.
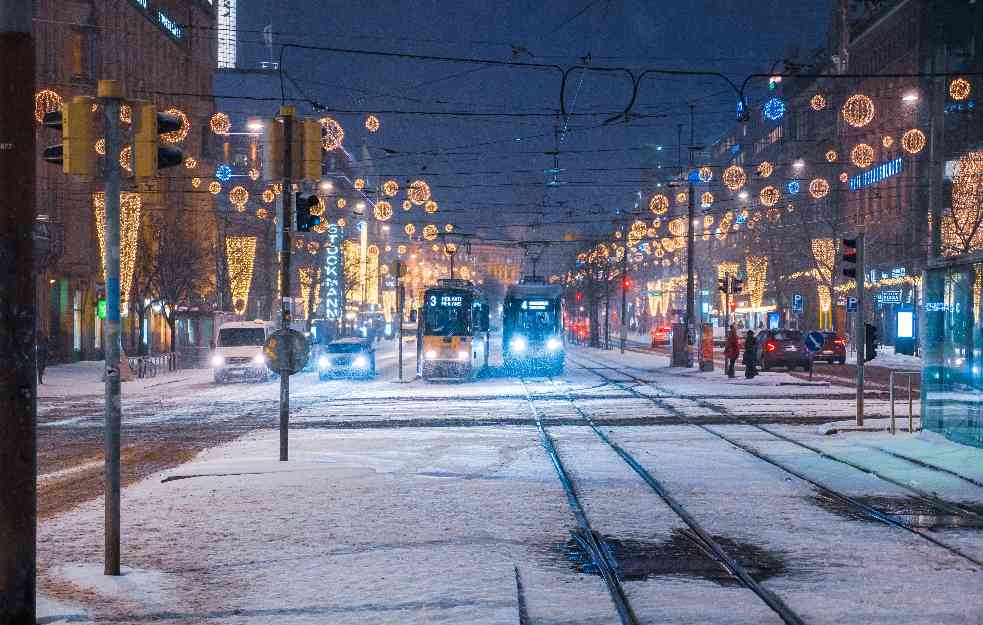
left=42, top=95, right=97, bottom=176
left=842, top=238, right=858, bottom=278
left=295, top=192, right=321, bottom=232
left=864, top=323, right=878, bottom=362
left=132, top=102, right=184, bottom=178
left=718, top=275, right=730, bottom=293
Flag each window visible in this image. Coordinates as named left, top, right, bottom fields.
left=72, top=290, right=82, bottom=352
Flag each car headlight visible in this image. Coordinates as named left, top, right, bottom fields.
left=210, top=354, right=224, bottom=367
left=354, top=355, right=369, bottom=368
left=546, top=337, right=562, bottom=351
left=252, top=353, right=266, bottom=365
left=457, top=351, right=468, bottom=361
left=318, top=356, right=330, bottom=368
left=425, top=350, right=437, bottom=359
left=510, top=337, right=526, bottom=352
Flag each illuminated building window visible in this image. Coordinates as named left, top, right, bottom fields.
left=217, top=0, right=237, bottom=69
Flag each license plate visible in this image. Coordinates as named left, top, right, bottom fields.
left=784, top=346, right=798, bottom=351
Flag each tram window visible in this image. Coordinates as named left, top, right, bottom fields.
left=425, top=299, right=471, bottom=335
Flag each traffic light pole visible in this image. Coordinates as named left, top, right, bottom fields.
left=99, top=81, right=124, bottom=576
left=0, top=4, right=38, bottom=622
left=723, top=275, right=730, bottom=330
left=620, top=220, right=628, bottom=354
left=279, top=109, right=293, bottom=462
left=855, top=227, right=866, bottom=426
left=685, top=104, right=696, bottom=367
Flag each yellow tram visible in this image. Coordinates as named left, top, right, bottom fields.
left=418, top=279, right=490, bottom=381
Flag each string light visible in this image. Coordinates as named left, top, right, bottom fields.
left=256, top=207, right=269, bottom=220
left=336, top=197, right=347, bottom=209
left=757, top=161, right=774, bottom=178
left=759, top=185, right=780, bottom=206
left=810, top=94, right=826, bottom=111
left=226, top=236, right=257, bottom=315
left=405, top=223, right=416, bottom=236
left=374, top=200, right=393, bottom=221
left=34, top=89, right=61, bottom=123
left=95, top=138, right=106, bottom=155
left=901, top=128, right=926, bottom=154
left=746, top=255, right=768, bottom=307
left=161, top=107, right=190, bottom=143
left=273, top=183, right=283, bottom=194
left=826, top=150, right=837, bottom=162
left=668, top=218, right=686, bottom=237
left=698, top=166, right=713, bottom=182
left=882, top=135, right=894, bottom=149
left=262, top=189, right=275, bottom=203
left=949, top=78, right=971, bottom=101
left=423, top=224, right=438, bottom=240
left=184, top=156, right=197, bottom=169
left=842, top=94, right=875, bottom=128
left=444, top=223, right=454, bottom=232
left=307, top=241, right=320, bottom=255
left=209, top=112, right=231, bottom=135
left=93, top=192, right=142, bottom=311
left=191, top=177, right=201, bottom=188
left=808, top=178, right=830, bottom=199
left=408, top=179, right=432, bottom=205
left=648, top=194, right=669, bottom=215
left=382, top=179, right=399, bottom=196
left=851, top=143, right=875, bottom=168
left=722, top=165, right=746, bottom=191
left=944, top=151, right=983, bottom=255
left=229, top=185, right=249, bottom=209
left=354, top=178, right=365, bottom=190
left=319, top=116, right=345, bottom=151
left=119, top=104, right=131, bottom=124
left=365, top=115, right=380, bottom=132
left=675, top=191, right=688, bottom=205
left=700, top=191, right=714, bottom=207
left=398, top=245, right=407, bottom=255
left=839, top=172, right=848, bottom=183
left=298, top=267, right=321, bottom=320
left=402, top=199, right=412, bottom=210
left=762, top=97, right=785, bottom=121
left=119, top=146, right=131, bottom=173
left=248, top=168, right=260, bottom=181
left=313, top=221, right=328, bottom=234
left=716, top=212, right=733, bottom=241
left=812, top=239, right=835, bottom=312
left=310, top=196, right=326, bottom=217
left=424, top=199, right=438, bottom=213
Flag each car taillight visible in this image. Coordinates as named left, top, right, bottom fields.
left=834, top=338, right=846, bottom=346
left=766, top=341, right=777, bottom=352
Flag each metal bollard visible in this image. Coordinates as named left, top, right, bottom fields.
left=908, top=375, right=914, bottom=434
left=889, top=371, right=896, bottom=435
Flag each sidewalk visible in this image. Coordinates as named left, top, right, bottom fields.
left=38, top=360, right=206, bottom=400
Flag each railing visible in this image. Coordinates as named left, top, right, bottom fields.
left=127, top=353, right=178, bottom=379
left=889, top=370, right=921, bottom=435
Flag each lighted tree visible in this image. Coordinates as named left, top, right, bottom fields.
left=942, top=151, right=983, bottom=256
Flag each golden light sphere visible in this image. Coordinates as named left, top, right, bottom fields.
left=310, top=197, right=326, bottom=217
left=850, top=143, right=875, bottom=168
left=382, top=179, right=399, bottom=196
left=229, top=185, right=249, bottom=208
left=365, top=115, right=380, bottom=132
left=337, top=217, right=347, bottom=227
left=273, top=183, right=283, bottom=194
left=700, top=191, right=714, bottom=206
left=826, top=150, right=837, bottom=162
left=34, top=89, right=62, bottom=123
left=402, top=199, right=412, bottom=210
left=839, top=172, right=849, bottom=183
left=675, top=191, right=688, bottom=205
left=398, top=245, right=407, bottom=255
left=698, top=166, right=713, bottom=182
left=119, top=146, right=132, bottom=173
left=424, top=199, right=438, bottom=213
left=248, top=168, right=260, bottom=181
left=120, top=104, right=132, bottom=124
left=757, top=161, right=774, bottom=178
left=882, top=135, right=894, bottom=149
left=307, top=241, right=320, bottom=255
left=336, top=197, right=347, bottom=209
left=404, top=223, right=416, bottom=236
left=808, top=178, right=829, bottom=199
left=444, top=223, right=454, bottom=232
left=184, top=156, right=197, bottom=169
left=423, top=224, right=439, bottom=241
left=722, top=165, right=746, bottom=191
left=759, top=185, right=780, bottom=207
left=373, top=200, right=393, bottom=221
left=649, top=193, right=669, bottom=215
left=810, top=94, right=826, bottom=111
left=209, top=112, right=231, bottom=135
left=262, top=189, right=275, bottom=203
left=841, top=94, right=875, bottom=128
left=191, top=177, right=202, bottom=188
left=354, top=178, right=365, bottom=190
left=408, top=179, right=432, bottom=205
left=950, top=78, right=971, bottom=101
left=313, top=221, right=328, bottom=234
left=901, top=128, right=926, bottom=154
left=161, top=108, right=190, bottom=143
left=94, top=138, right=106, bottom=155
left=256, top=207, right=269, bottom=220
left=319, top=116, right=345, bottom=151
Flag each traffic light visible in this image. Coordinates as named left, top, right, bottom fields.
left=264, top=108, right=322, bottom=182
left=43, top=95, right=97, bottom=176
left=295, top=192, right=321, bottom=232
left=864, top=323, right=878, bottom=362
left=301, top=118, right=322, bottom=182
left=622, top=276, right=632, bottom=290
left=132, top=102, right=184, bottom=178
left=842, top=238, right=858, bottom=278
left=718, top=275, right=730, bottom=293
left=575, top=291, right=583, bottom=303
left=731, top=277, right=744, bottom=294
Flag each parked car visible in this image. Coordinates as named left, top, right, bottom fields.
left=650, top=326, right=671, bottom=347
left=316, top=337, right=376, bottom=379
left=815, top=331, right=847, bottom=364
left=757, top=329, right=811, bottom=371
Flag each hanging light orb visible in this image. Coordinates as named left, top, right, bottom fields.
left=312, top=221, right=328, bottom=234
left=810, top=94, right=826, bottom=111
left=373, top=200, right=393, bottom=221
left=262, top=189, right=275, bottom=203
left=808, top=178, right=829, bottom=199
left=364, top=115, right=380, bottom=132
left=841, top=94, right=875, bottom=128
left=762, top=97, right=785, bottom=121
left=675, top=191, right=688, bottom=205
left=757, top=161, right=774, bottom=178
left=273, top=183, right=283, bottom=194
left=949, top=78, right=971, bottom=101
left=759, top=185, right=780, bottom=207
left=882, top=135, right=894, bottom=149
left=851, top=143, right=875, bottom=168
left=248, top=168, right=260, bottom=181
left=722, top=165, right=747, bottom=191
left=649, top=193, right=669, bottom=215
left=700, top=191, right=714, bottom=207
left=119, top=104, right=132, bottom=124
left=826, top=150, right=838, bottom=163
left=191, top=177, right=202, bottom=188
left=184, top=156, right=197, bottom=169
left=94, top=138, right=106, bottom=155
left=408, top=179, right=432, bottom=205
left=444, top=223, right=454, bottom=232
left=209, top=112, right=231, bottom=135
left=404, top=223, right=416, bottom=236
left=402, top=199, right=412, bottom=211
left=336, top=197, right=347, bottom=209
left=229, top=185, right=249, bottom=208
left=307, top=241, right=320, bottom=255
left=398, top=245, right=407, bottom=255
left=901, top=128, right=926, bottom=154
left=161, top=108, right=190, bottom=143
left=839, top=172, right=849, bottom=183
left=319, top=116, right=345, bottom=151
left=423, top=224, right=439, bottom=241
left=337, top=217, right=346, bottom=227
left=256, top=207, right=269, bottom=220
left=698, top=166, right=713, bottom=182
left=354, top=178, right=365, bottom=190
left=786, top=180, right=800, bottom=195
left=382, top=179, right=399, bottom=196
left=119, top=146, right=132, bottom=173
left=34, top=89, right=62, bottom=123
left=424, top=199, right=438, bottom=213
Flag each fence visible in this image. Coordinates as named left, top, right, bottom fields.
left=127, top=352, right=178, bottom=379
left=889, top=370, right=921, bottom=435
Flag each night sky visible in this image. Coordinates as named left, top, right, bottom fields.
left=231, top=1, right=830, bottom=269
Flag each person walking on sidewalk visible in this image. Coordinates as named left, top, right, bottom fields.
left=36, top=332, right=49, bottom=384
left=724, top=325, right=739, bottom=378
left=742, top=330, right=758, bottom=379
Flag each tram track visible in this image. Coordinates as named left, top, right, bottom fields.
left=570, top=353, right=983, bottom=569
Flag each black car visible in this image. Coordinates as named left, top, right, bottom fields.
left=316, top=338, right=377, bottom=379
left=757, top=329, right=811, bottom=371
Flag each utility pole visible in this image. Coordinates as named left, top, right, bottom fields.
left=396, top=262, right=404, bottom=382
left=723, top=274, right=731, bottom=330
left=278, top=107, right=294, bottom=462
left=620, top=218, right=628, bottom=354
left=0, top=2, right=37, bottom=621
left=100, top=79, right=124, bottom=577
left=855, top=226, right=866, bottom=426
left=685, top=103, right=696, bottom=367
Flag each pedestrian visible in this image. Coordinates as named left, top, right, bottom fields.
left=36, top=332, right=49, bottom=385
left=724, top=325, right=739, bottom=378
left=743, top=330, right=758, bottom=379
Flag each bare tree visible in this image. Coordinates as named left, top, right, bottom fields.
left=150, top=220, right=213, bottom=353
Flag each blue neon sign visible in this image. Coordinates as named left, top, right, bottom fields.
left=850, top=157, right=903, bottom=191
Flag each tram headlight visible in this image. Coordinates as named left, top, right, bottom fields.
left=354, top=355, right=369, bottom=368
left=425, top=350, right=437, bottom=359
left=457, top=351, right=468, bottom=361
left=318, top=356, right=330, bottom=369
left=252, top=353, right=266, bottom=365
left=510, top=336, right=527, bottom=353
left=210, top=354, right=225, bottom=367
left=546, top=337, right=562, bottom=351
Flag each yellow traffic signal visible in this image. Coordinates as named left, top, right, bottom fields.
left=301, top=118, right=322, bottom=182
left=62, top=96, right=97, bottom=176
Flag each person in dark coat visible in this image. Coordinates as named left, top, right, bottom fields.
left=36, top=332, right=49, bottom=384
left=723, top=325, right=739, bottom=378
left=742, top=330, right=758, bottom=379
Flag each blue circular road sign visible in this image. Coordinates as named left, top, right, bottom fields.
left=804, top=331, right=826, bottom=353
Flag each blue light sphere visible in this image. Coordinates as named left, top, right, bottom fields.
left=763, top=97, right=785, bottom=121
left=787, top=180, right=801, bottom=195
left=215, top=164, right=233, bottom=182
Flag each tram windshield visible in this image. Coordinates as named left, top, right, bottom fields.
left=424, top=291, right=473, bottom=336
left=506, top=299, right=559, bottom=338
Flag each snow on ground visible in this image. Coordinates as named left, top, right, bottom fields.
left=845, top=344, right=922, bottom=370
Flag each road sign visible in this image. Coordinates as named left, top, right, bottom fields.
left=847, top=297, right=858, bottom=312
left=792, top=294, right=803, bottom=312
left=263, top=329, right=309, bottom=375
left=804, top=331, right=826, bottom=353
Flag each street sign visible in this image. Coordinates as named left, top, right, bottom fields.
left=877, top=290, right=902, bottom=304
left=263, top=329, right=309, bottom=375
left=804, top=331, right=826, bottom=353
left=792, top=294, right=803, bottom=312
left=847, top=297, right=858, bottom=312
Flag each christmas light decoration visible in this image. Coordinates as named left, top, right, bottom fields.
left=402, top=199, right=412, bottom=210
left=382, top=179, right=399, bottom=196
left=365, top=115, right=380, bottom=132
left=354, top=178, right=365, bottom=190
left=209, top=112, right=231, bottom=135
left=823, top=150, right=836, bottom=163
left=424, top=199, right=438, bottom=213
left=763, top=97, right=785, bottom=121
left=649, top=194, right=669, bottom=215
left=95, top=138, right=106, bottom=155
left=256, top=208, right=269, bottom=220
left=901, top=128, right=926, bottom=154
left=216, top=164, right=233, bottom=182
left=119, top=104, right=131, bottom=124
left=423, top=224, right=438, bottom=241
left=675, top=191, right=688, bottom=205
left=184, top=156, right=197, bottom=169
left=262, top=189, right=275, bottom=203
left=668, top=218, right=686, bottom=237
left=319, top=116, right=345, bottom=151
left=841, top=94, right=875, bottom=128
left=839, top=172, right=848, bottom=183
left=313, top=221, right=328, bottom=234
left=307, top=241, right=320, bottom=255
left=943, top=151, right=983, bottom=255
left=405, top=223, right=416, bottom=236
left=757, top=161, right=774, bottom=178
left=851, top=143, right=875, bottom=168
left=808, top=178, right=830, bottom=199
left=786, top=181, right=800, bottom=195
left=273, top=183, right=283, bottom=194
left=119, top=146, right=132, bottom=173
left=311, top=196, right=326, bottom=217
left=248, top=168, right=260, bottom=181
left=698, top=166, right=713, bottom=182
left=229, top=185, right=249, bottom=209
left=717, top=262, right=739, bottom=309
left=34, top=89, right=61, bottom=123
left=746, top=255, right=768, bottom=307
left=882, top=135, right=894, bottom=149
left=398, top=245, right=407, bottom=255
left=723, top=165, right=746, bottom=191
left=161, top=108, right=190, bottom=143
left=336, top=198, right=347, bottom=209
left=374, top=200, right=393, bottom=221
left=93, top=192, right=142, bottom=310
left=191, top=177, right=201, bottom=188
left=294, top=239, right=304, bottom=251
left=700, top=191, right=714, bottom=207
left=950, top=78, right=971, bottom=101
left=444, top=223, right=454, bottom=232
left=810, top=94, right=826, bottom=111
left=226, top=236, right=257, bottom=315
left=408, top=180, right=432, bottom=205
left=298, top=267, right=321, bottom=320
left=716, top=212, right=733, bottom=241
left=338, top=218, right=346, bottom=227
left=759, top=185, right=780, bottom=206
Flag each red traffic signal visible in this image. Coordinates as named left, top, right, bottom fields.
left=575, top=291, right=583, bottom=302
left=622, top=277, right=632, bottom=290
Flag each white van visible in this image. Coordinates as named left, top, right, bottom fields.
left=211, top=320, right=276, bottom=383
